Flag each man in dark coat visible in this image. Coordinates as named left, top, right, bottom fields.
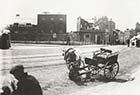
left=66, top=36, right=71, bottom=45
left=0, top=33, right=10, bottom=49
left=126, top=39, right=130, bottom=47
left=10, top=65, right=42, bottom=95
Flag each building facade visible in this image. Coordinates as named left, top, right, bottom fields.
left=135, top=22, right=140, bottom=34
left=77, top=30, right=105, bottom=44
left=76, top=17, right=116, bottom=44
left=9, top=13, right=67, bottom=41
left=37, top=13, right=67, bottom=41
left=9, top=23, right=38, bottom=41
left=77, top=17, right=93, bottom=31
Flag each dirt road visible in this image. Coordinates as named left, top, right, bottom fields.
left=29, top=46, right=140, bottom=95
left=1, top=44, right=140, bottom=95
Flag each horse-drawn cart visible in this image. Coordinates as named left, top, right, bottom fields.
left=62, top=48, right=120, bottom=82
left=85, top=48, right=119, bottom=80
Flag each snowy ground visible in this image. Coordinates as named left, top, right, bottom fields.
left=1, top=43, right=140, bottom=95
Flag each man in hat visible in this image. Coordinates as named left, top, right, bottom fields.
left=10, top=65, right=42, bottom=95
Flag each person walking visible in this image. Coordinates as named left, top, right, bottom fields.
left=127, top=39, right=130, bottom=47
left=10, top=65, right=42, bottom=95
left=66, top=36, right=71, bottom=45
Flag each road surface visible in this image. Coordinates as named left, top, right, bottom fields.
left=0, top=43, right=140, bottom=95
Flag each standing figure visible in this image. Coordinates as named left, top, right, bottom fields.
left=66, top=36, right=71, bottom=45
left=126, top=39, right=130, bottom=47
left=0, top=29, right=11, bottom=49
left=10, top=65, right=42, bottom=95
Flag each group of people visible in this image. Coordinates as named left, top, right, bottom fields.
left=0, top=65, right=43, bottom=95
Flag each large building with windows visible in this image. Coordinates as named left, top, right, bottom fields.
left=37, top=13, right=67, bottom=41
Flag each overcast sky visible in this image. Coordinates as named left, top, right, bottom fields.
left=0, top=0, right=140, bottom=31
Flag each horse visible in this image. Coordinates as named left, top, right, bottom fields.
left=62, top=48, right=81, bottom=69
left=62, top=48, right=89, bottom=82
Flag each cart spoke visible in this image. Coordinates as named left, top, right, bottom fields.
left=104, top=62, right=119, bottom=80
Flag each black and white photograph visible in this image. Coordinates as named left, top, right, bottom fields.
left=1, top=0, right=140, bottom=95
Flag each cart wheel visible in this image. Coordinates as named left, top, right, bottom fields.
left=104, top=61, right=119, bottom=80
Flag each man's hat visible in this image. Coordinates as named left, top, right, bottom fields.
left=10, top=65, right=24, bottom=74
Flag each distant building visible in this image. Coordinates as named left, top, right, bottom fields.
left=117, top=30, right=124, bottom=44
left=108, top=20, right=116, bottom=33
left=77, top=17, right=93, bottom=31
left=111, top=30, right=119, bottom=45
left=76, top=17, right=117, bottom=44
left=123, top=28, right=135, bottom=43
left=9, top=23, right=37, bottom=41
left=37, top=13, right=66, bottom=41
left=135, top=22, right=140, bottom=34
left=9, top=13, right=67, bottom=41
left=94, top=16, right=116, bottom=32
left=117, top=28, right=135, bottom=45
left=74, top=30, right=105, bottom=44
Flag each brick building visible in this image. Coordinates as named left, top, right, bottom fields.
left=76, top=17, right=105, bottom=44
left=37, top=13, right=67, bottom=41
left=9, top=23, right=38, bottom=41
left=77, top=30, right=105, bottom=44
left=9, top=13, right=67, bottom=41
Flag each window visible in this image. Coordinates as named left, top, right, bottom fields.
left=53, top=33, right=57, bottom=38
left=50, top=18, right=54, bottom=20
left=84, top=33, right=91, bottom=41
left=26, top=23, right=32, bottom=27
left=13, top=23, right=19, bottom=26
left=14, top=31, right=18, bottom=34
left=85, top=34, right=90, bottom=38
left=59, top=18, right=63, bottom=21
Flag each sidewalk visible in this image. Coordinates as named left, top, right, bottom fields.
left=65, top=68, right=140, bottom=95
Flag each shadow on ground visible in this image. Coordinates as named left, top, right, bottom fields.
left=95, top=75, right=129, bottom=83
left=73, top=76, right=130, bottom=86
